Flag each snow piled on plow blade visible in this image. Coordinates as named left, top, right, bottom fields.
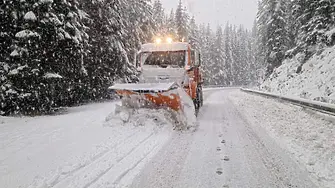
left=109, top=82, right=178, bottom=92
left=106, top=87, right=197, bottom=130
left=109, top=82, right=197, bottom=130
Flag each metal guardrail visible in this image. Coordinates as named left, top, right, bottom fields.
left=241, top=88, right=335, bottom=116
left=203, top=85, right=242, bottom=88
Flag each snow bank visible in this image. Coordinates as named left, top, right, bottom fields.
left=229, top=91, right=335, bottom=188
left=261, top=45, right=335, bottom=104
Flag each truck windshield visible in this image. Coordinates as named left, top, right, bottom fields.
left=141, top=51, right=186, bottom=68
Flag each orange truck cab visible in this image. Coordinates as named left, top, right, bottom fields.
left=136, top=41, right=204, bottom=110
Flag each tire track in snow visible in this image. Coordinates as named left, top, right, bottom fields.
left=51, top=131, right=155, bottom=188
left=81, top=133, right=155, bottom=188
left=109, top=142, right=159, bottom=187
left=130, top=132, right=194, bottom=188
left=88, top=131, right=171, bottom=188
left=48, top=129, right=141, bottom=187
left=35, top=129, right=141, bottom=188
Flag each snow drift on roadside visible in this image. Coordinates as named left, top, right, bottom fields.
left=261, top=45, right=335, bottom=104
left=229, top=91, right=335, bottom=188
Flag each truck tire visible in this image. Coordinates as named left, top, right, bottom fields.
left=199, top=86, right=203, bottom=107
left=196, top=85, right=203, bottom=107
left=193, top=98, right=199, bottom=110
left=194, top=86, right=202, bottom=111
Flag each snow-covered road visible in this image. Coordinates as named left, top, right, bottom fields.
left=130, top=89, right=318, bottom=188
left=1, top=89, right=334, bottom=188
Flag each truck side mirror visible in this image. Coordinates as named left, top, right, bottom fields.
left=195, top=52, right=201, bottom=67
left=191, top=50, right=196, bottom=66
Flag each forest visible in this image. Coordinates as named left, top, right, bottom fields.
left=256, top=0, right=335, bottom=76
left=1, top=0, right=334, bottom=115
left=0, top=0, right=258, bottom=115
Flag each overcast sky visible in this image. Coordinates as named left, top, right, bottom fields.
left=161, top=0, right=258, bottom=30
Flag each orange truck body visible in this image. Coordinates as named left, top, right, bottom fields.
left=111, top=42, right=203, bottom=112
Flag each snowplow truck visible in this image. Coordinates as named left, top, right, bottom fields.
left=109, top=39, right=203, bottom=118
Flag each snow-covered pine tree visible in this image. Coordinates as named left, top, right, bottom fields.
left=82, top=0, right=128, bottom=100
left=196, top=20, right=259, bottom=86
left=211, top=25, right=226, bottom=85
left=166, top=9, right=177, bottom=38
left=200, top=24, right=215, bottom=85
left=329, top=1, right=335, bottom=45
left=298, top=0, right=334, bottom=50
left=285, top=0, right=297, bottom=52
left=222, top=23, right=233, bottom=85
left=52, top=0, right=90, bottom=106
left=175, top=0, right=189, bottom=41
left=292, top=0, right=309, bottom=51
left=121, top=0, right=155, bottom=63
left=0, top=0, right=17, bottom=114
left=230, top=25, right=239, bottom=85
left=189, top=16, right=199, bottom=50
left=153, top=0, right=165, bottom=35
left=251, top=19, right=265, bottom=84
left=2, top=0, right=88, bottom=114
left=0, top=0, right=16, bottom=63
left=257, top=0, right=290, bottom=76
left=235, top=26, right=250, bottom=85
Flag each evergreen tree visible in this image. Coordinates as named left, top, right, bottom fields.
left=211, top=25, right=226, bottom=85
left=223, top=23, right=233, bottom=85
left=298, top=0, right=334, bottom=49
left=82, top=0, right=125, bottom=100
left=255, top=0, right=335, bottom=80
left=197, top=22, right=257, bottom=86
left=230, top=25, right=239, bottom=84
left=257, top=0, right=290, bottom=75
left=0, top=0, right=156, bottom=115
left=166, top=9, right=177, bottom=38
left=1, top=0, right=88, bottom=114
left=251, top=19, right=265, bottom=84
left=175, top=0, right=189, bottom=41
left=153, top=0, right=165, bottom=35
left=199, top=24, right=214, bottom=85
left=0, top=0, right=262, bottom=115
left=189, top=16, right=199, bottom=49
left=121, top=0, right=155, bottom=62
left=286, top=0, right=297, bottom=52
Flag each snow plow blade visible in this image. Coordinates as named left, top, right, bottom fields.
left=109, top=82, right=196, bottom=127
left=109, top=82, right=183, bottom=111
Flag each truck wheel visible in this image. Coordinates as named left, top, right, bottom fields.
left=194, top=89, right=201, bottom=110
left=193, top=99, right=200, bottom=111
left=199, top=87, right=203, bottom=107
